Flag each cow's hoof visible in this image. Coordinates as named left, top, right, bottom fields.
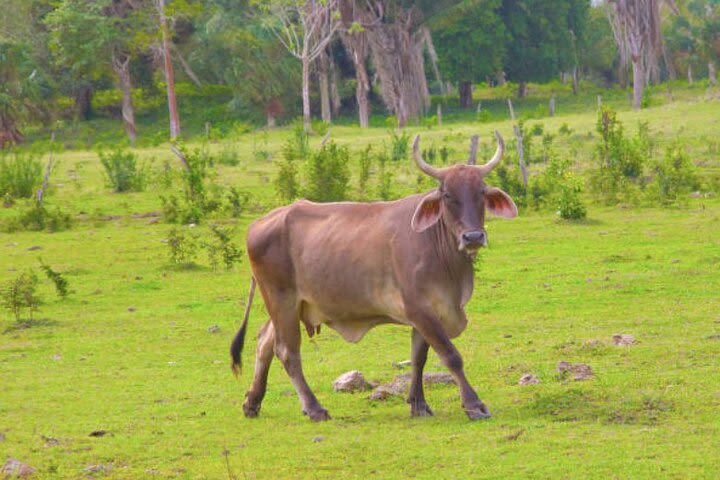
left=410, top=403, right=434, bottom=417
left=464, top=402, right=491, bottom=420
left=243, top=402, right=261, bottom=418
left=304, top=407, right=331, bottom=422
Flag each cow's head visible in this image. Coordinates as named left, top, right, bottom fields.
left=411, top=131, right=517, bottom=257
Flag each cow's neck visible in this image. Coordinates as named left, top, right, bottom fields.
left=431, top=220, right=475, bottom=301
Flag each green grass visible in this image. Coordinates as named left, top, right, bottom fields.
left=1, top=85, right=720, bottom=478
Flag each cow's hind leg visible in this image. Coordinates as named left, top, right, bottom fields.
left=266, top=294, right=329, bottom=422
left=408, top=328, right=433, bottom=417
left=243, top=320, right=275, bottom=418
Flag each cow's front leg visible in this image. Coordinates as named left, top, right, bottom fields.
left=410, top=310, right=490, bottom=420
left=407, top=328, right=433, bottom=417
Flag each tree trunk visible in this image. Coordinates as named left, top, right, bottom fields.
left=518, top=81, right=527, bottom=98
left=687, top=64, right=693, bottom=84
left=495, top=71, right=506, bottom=86
left=632, top=59, right=644, bottom=110
left=302, top=52, right=312, bottom=132
left=709, top=61, right=717, bottom=87
left=74, top=84, right=93, bottom=121
left=572, top=66, right=579, bottom=95
left=355, top=57, right=370, bottom=128
left=159, top=0, right=180, bottom=139
left=0, top=113, right=24, bottom=148
left=330, top=54, right=341, bottom=116
left=318, top=49, right=332, bottom=123
left=459, top=81, right=473, bottom=109
left=113, top=53, right=137, bottom=145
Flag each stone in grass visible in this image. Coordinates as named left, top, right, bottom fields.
left=1, top=458, right=35, bottom=477
left=393, top=360, right=412, bottom=369
left=84, top=464, right=110, bottom=473
left=557, top=361, right=594, bottom=381
left=369, top=372, right=455, bottom=400
left=518, top=373, right=540, bottom=385
left=612, top=334, right=636, bottom=346
left=207, top=325, right=220, bottom=334
left=312, top=435, right=326, bottom=443
left=332, top=371, right=371, bottom=392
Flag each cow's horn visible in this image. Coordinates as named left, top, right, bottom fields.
left=476, top=130, right=504, bottom=175
left=413, top=135, right=447, bottom=180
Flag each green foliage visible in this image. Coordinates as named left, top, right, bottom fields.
left=389, top=130, right=410, bottom=162
left=275, top=158, right=299, bottom=204
left=166, top=227, right=198, bottom=265
left=0, top=152, right=43, bottom=198
left=99, top=148, right=146, bottom=192
left=203, top=226, right=243, bottom=271
left=225, top=187, right=251, bottom=218
left=358, top=145, right=372, bottom=196
left=161, top=145, right=218, bottom=224
left=2, top=202, right=73, bottom=233
left=215, top=144, right=240, bottom=166
left=590, top=106, right=649, bottom=204
left=476, top=110, right=493, bottom=123
left=376, top=150, right=394, bottom=201
left=1, top=271, right=41, bottom=322
left=39, top=262, right=69, bottom=298
left=302, top=142, right=350, bottom=202
left=432, top=0, right=506, bottom=89
left=649, top=143, right=700, bottom=205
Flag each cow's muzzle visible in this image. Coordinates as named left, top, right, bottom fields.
left=460, top=230, right=488, bottom=253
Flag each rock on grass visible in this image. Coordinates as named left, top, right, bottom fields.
left=2, top=458, right=35, bottom=477
left=557, top=361, right=594, bottom=381
left=612, top=334, right=636, bottom=346
left=369, top=372, right=455, bottom=400
left=518, top=373, right=540, bottom=385
left=332, top=371, right=371, bottom=392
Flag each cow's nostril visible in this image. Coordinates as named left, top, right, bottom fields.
left=462, top=231, right=485, bottom=245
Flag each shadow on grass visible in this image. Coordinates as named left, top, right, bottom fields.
left=527, top=388, right=674, bottom=425
left=3, top=317, right=59, bottom=334
left=160, top=263, right=211, bottom=273
left=556, top=217, right=605, bottom=226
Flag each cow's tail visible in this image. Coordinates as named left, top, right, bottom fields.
left=230, top=276, right=256, bottom=378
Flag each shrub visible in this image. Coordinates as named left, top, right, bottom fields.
left=358, top=145, right=372, bottom=196
left=390, top=130, right=410, bottom=162
left=1, top=271, right=41, bottom=322
left=558, top=123, right=573, bottom=136
left=2, top=203, right=73, bottom=233
left=162, top=145, right=217, bottom=224
left=476, top=110, right=493, bottom=123
left=215, top=144, right=240, bottom=166
left=39, top=262, right=69, bottom=298
left=649, top=143, right=700, bottom=205
left=166, top=227, right=198, bottom=265
left=0, top=152, right=42, bottom=198
left=555, top=173, right=587, bottom=220
left=203, top=226, right=243, bottom=270
left=311, top=119, right=330, bottom=136
left=99, top=149, right=146, bottom=192
left=590, top=106, right=648, bottom=204
left=275, top=159, right=299, bottom=204
left=302, top=142, right=350, bottom=202
left=226, top=187, right=251, bottom=217
left=376, top=151, right=394, bottom=200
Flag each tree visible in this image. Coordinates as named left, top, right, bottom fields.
left=46, top=0, right=152, bottom=144
left=262, top=0, right=341, bottom=132
left=0, top=41, right=45, bottom=147
left=606, top=0, right=678, bottom=110
left=500, top=0, right=584, bottom=97
left=432, top=0, right=507, bottom=108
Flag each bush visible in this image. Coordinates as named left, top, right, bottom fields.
left=0, top=152, right=42, bottom=198
left=376, top=151, right=394, bottom=200
left=302, top=142, right=350, bottom=202
left=275, top=159, right=299, bottom=204
left=226, top=187, right=251, bottom=217
left=99, top=149, right=146, bottom=192
left=649, top=143, right=700, bottom=205
left=590, top=106, right=648, bottom=204
left=215, top=144, right=240, bottom=166
left=1, top=271, right=41, bottom=322
left=39, top=262, right=69, bottom=298
left=390, top=130, right=410, bottom=162
left=161, top=145, right=218, bottom=224
left=540, top=151, right=587, bottom=220
left=476, top=110, right=493, bottom=123
left=203, top=226, right=243, bottom=270
left=2, top=202, right=73, bottom=233
left=166, top=227, right=198, bottom=265
left=358, top=145, right=372, bottom=197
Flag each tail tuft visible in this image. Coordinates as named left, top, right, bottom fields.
left=229, top=276, right=256, bottom=378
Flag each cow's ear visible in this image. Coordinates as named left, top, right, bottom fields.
left=411, top=190, right=442, bottom=232
left=485, top=187, right=518, bottom=218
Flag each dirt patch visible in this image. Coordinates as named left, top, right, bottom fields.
left=557, top=361, right=594, bottom=381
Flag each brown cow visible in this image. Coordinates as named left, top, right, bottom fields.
left=231, top=131, right=517, bottom=421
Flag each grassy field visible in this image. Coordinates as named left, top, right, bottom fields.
left=1, top=86, right=720, bottom=478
